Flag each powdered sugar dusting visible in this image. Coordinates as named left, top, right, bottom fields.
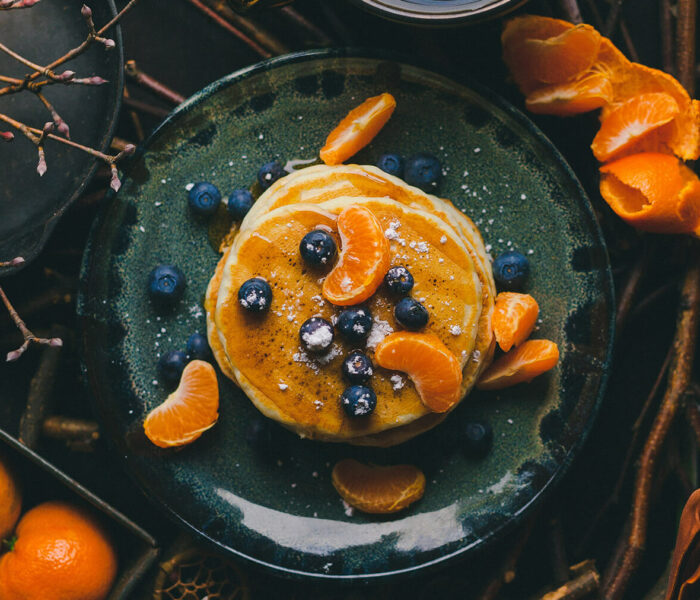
left=366, top=317, right=394, bottom=350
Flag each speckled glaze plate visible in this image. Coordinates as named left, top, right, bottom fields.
left=78, top=49, right=614, bottom=581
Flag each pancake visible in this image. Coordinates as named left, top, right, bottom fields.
left=211, top=196, right=493, bottom=444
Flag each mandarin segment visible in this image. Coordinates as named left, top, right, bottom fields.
left=320, top=93, right=396, bottom=166
left=0, top=501, right=117, bottom=600
left=525, top=72, right=613, bottom=116
left=332, top=459, right=426, bottom=514
left=477, top=339, right=559, bottom=390
left=0, top=455, right=21, bottom=541
left=374, top=332, right=463, bottom=413
left=591, top=92, right=680, bottom=162
left=599, top=153, right=700, bottom=235
left=144, top=359, right=219, bottom=448
left=492, top=292, right=539, bottom=352
left=322, top=204, right=391, bottom=306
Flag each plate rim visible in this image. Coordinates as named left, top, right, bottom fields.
left=0, top=0, right=124, bottom=278
left=79, top=47, right=616, bottom=582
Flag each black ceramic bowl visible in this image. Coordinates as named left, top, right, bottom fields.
left=0, top=430, right=158, bottom=600
left=348, top=0, right=527, bottom=25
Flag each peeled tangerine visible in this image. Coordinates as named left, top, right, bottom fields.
left=322, top=204, right=390, bottom=306
left=320, top=93, right=396, bottom=165
left=492, top=292, right=539, bottom=352
left=332, top=459, right=425, bottom=514
left=477, top=339, right=559, bottom=391
left=599, top=152, right=700, bottom=235
left=374, top=332, right=462, bottom=413
left=143, top=360, right=219, bottom=448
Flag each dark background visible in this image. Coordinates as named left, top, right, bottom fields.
left=0, top=0, right=696, bottom=598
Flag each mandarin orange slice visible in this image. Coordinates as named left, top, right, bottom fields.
left=503, top=17, right=601, bottom=94
left=591, top=92, right=680, bottom=162
left=599, top=153, right=700, bottom=235
left=374, top=332, right=462, bottom=413
left=477, top=339, right=559, bottom=391
left=332, top=459, right=425, bottom=514
left=320, top=93, right=396, bottom=166
left=144, top=360, right=219, bottom=448
left=492, top=292, right=539, bottom=352
left=525, top=72, right=613, bottom=116
left=322, top=205, right=390, bottom=305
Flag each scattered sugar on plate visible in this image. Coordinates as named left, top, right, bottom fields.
left=449, top=325, right=462, bottom=336
left=185, top=182, right=194, bottom=191
left=342, top=500, right=355, bottom=517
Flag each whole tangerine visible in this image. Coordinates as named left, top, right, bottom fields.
left=0, top=501, right=117, bottom=600
left=0, top=454, right=21, bottom=540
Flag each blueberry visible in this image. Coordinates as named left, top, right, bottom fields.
left=299, top=230, right=337, bottom=267
left=404, top=153, right=441, bottom=192
left=342, top=350, right=374, bottom=384
left=186, top=333, right=212, bottom=362
left=463, top=421, right=493, bottom=458
left=148, top=264, right=186, bottom=306
left=340, top=385, right=377, bottom=417
left=394, top=297, right=429, bottom=330
left=384, top=266, right=414, bottom=295
left=238, top=277, right=272, bottom=312
left=377, top=153, right=404, bottom=177
left=188, top=182, right=221, bottom=216
left=257, top=161, right=287, bottom=190
left=227, top=189, right=254, bottom=220
left=299, top=317, right=334, bottom=353
left=157, top=350, right=188, bottom=388
left=337, top=307, right=372, bottom=342
left=493, top=251, right=530, bottom=290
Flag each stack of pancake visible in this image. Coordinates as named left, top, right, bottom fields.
left=205, top=164, right=496, bottom=447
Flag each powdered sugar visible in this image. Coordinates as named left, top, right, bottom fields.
left=366, top=316, right=394, bottom=350
left=390, top=374, right=405, bottom=390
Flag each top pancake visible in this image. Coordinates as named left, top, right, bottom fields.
left=212, top=196, right=490, bottom=443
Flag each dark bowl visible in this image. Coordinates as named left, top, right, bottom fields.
left=0, top=429, right=158, bottom=599
left=347, top=0, right=527, bottom=26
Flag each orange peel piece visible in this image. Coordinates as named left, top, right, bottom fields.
left=599, top=152, right=700, bottom=235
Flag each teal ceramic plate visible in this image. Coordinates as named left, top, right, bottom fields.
left=78, top=49, right=613, bottom=581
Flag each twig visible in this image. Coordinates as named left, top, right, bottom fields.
left=0, top=286, right=62, bottom=361
left=627, top=281, right=675, bottom=323
left=183, top=0, right=271, bottom=58
left=123, top=86, right=145, bottom=142
left=660, top=0, right=674, bottom=74
left=615, top=245, right=648, bottom=338
left=685, top=384, right=700, bottom=446
left=122, top=94, right=169, bottom=119
left=204, top=0, right=290, bottom=56
left=558, top=0, right=583, bottom=24
left=478, top=517, right=538, bottom=600
left=548, top=511, right=570, bottom=586
left=619, top=20, right=640, bottom=63
left=538, top=563, right=600, bottom=599
left=18, top=325, right=67, bottom=448
left=676, top=0, right=697, bottom=94
left=602, top=246, right=700, bottom=599
left=42, top=416, right=99, bottom=443
left=282, top=5, right=334, bottom=46
left=603, top=0, right=624, bottom=37
left=124, top=60, right=186, bottom=106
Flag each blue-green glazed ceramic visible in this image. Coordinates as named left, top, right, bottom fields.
left=78, top=49, right=614, bottom=581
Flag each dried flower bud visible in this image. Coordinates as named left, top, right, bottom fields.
left=0, top=0, right=15, bottom=8
left=80, top=4, right=91, bottom=18
left=110, top=165, right=121, bottom=192
left=37, top=148, right=47, bottom=177
left=74, top=76, right=107, bottom=86
left=57, top=70, right=75, bottom=82
left=123, top=144, right=136, bottom=156
left=101, top=37, right=116, bottom=49
left=57, top=120, right=70, bottom=138
left=48, top=337, right=63, bottom=348
left=9, top=257, right=25, bottom=266
left=43, top=122, right=54, bottom=134
left=6, top=348, right=23, bottom=362
left=22, top=0, right=41, bottom=6
left=0, top=131, right=14, bottom=142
